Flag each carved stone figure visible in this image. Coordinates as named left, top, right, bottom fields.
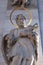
left=3, top=14, right=38, bottom=65
left=11, top=0, right=30, bottom=7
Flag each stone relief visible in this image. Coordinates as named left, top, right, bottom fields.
left=2, top=0, right=39, bottom=65
left=7, top=0, right=37, bottom=10
left=2, top=14, right=38, bottom=65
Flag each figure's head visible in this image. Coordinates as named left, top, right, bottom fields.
left=16, top=14, right=26, bottom=28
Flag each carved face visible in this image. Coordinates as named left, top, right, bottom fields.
left=16, top=14, right=26, bottom=28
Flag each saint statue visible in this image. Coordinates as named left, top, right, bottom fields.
left=3, top=14, right=38, bottom=65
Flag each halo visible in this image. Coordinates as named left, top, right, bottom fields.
left=10, top=6, right=32, bottom=28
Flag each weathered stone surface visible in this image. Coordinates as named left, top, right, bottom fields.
left=0, top=0, right=43, bottom=65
